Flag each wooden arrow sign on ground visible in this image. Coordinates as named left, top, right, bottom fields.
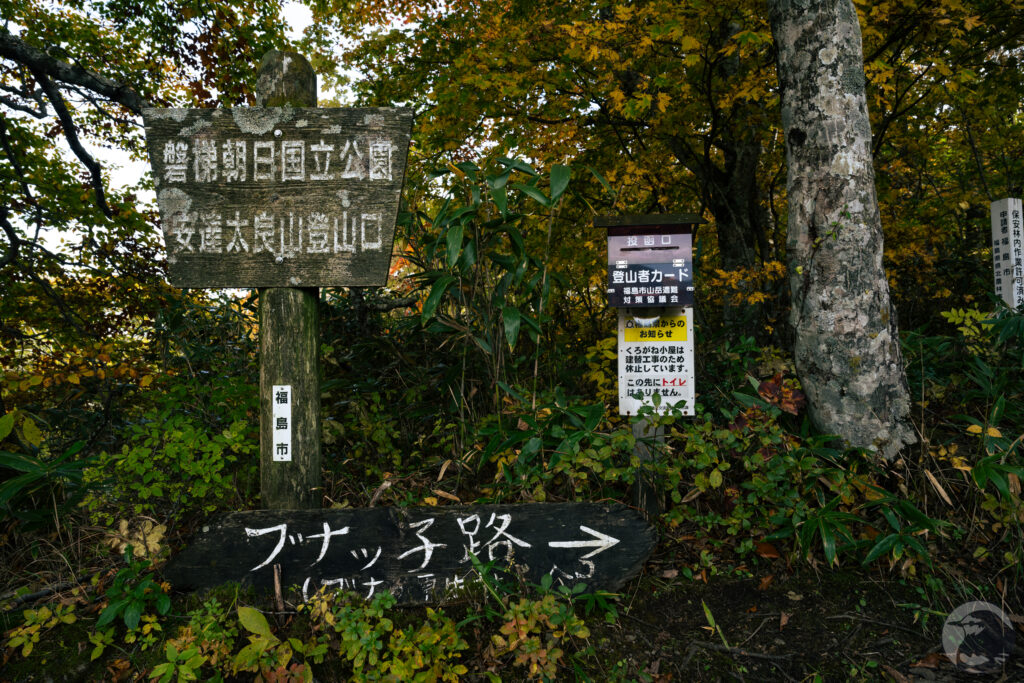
left=162, top=502, right=656, bottom=605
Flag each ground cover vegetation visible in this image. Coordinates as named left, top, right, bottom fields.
left=1, top=0, right=1024, bottom=679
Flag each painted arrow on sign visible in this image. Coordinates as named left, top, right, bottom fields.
left=162, top=502, right=656, bottom=605
left=548, top=525, right=621, bottom=559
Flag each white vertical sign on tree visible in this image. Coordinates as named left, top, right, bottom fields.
left=272, top=384, right=292, bottom=462
left=990, top=198, right=1023, bottom=310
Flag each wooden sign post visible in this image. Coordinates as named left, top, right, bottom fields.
left=143, top=59, right=660, bottom=605
left=162, top=502, right=656, bottom=605
left=595, top=214, right=704, bottom=519
left=142, top=52, right=413, bottom=509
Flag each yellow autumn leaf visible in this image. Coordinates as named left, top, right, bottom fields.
left=140, top=375, right=153, bottom=387
left=679, top=36, right=700, bottom=52
left=423, top=496, right=438, bottom=506
left=986, top=427, right=1002, bottom=438
left=951, top=457, right=972, bottom=472
left=22, top=418, right=43, bottom=447
left=67, top=374, right=80, bottom=385
left=966, top=424, right=982, bottom=434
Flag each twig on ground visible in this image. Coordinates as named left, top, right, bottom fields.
left=688, top=640, right=792, bottom=662
left=738, top=616, right=774, bottom=646
left=825, top=613, right=921, bottom=635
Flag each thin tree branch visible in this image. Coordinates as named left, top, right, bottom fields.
left=0, top=116, right=44, bottom=232
left=0, top=207, right=21, bottom=270
left=0, top=28, right=150, bottom=115
left=0, top=93, right=45, bottom=118
left=30, top=70, right=114, bottom=218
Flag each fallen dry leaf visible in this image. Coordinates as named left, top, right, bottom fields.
left=779, top=612, right=790, bottom=630
left=681, top=488, right=702, bottom=503
left=785, top=590, right=803, bottom=601
left=758, top=574, right=775, bottom=591
left=660, top=568, right=679, bottom=579
left=882, top=664, right=910, bottom=683
left=911, top=652, right=945, bottom=669
left=924, top=469, right=953, bottom=506
left=756, top=541, right=780, bottom=559
left=431, top=488, right=461, bottom=502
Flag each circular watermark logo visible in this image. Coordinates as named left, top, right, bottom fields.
left=942, top=601, right=1016, bottom=674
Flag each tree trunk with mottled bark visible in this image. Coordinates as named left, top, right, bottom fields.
left=769, top=0, right=916, bottom=460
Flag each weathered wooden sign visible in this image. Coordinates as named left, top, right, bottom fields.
left=162, top=502, right=655, bottom=605
left=142, top=106, right=413, bottom=288
left=991, top=198, right=1023, bottom=310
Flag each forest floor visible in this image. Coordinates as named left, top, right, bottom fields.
left=1, top=528, right=1021, bottom=681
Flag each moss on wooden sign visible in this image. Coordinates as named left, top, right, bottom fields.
left=142, top=106, right=412, bottom=288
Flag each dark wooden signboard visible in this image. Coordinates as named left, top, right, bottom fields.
left=142, top=106, right=412, bottom=288
left=162, top=502, right=656, bottom=605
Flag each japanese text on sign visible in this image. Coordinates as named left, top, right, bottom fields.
left=142, top=107, right=412, bottom=288
left=241, top=512, right=619, bottom=603
left=618, top=309, right=695, bottom=416
left=272, top=385, right=292, bottom=462
left=606, top=230, right=693, bottom=308
left=991, top=198, right=1023, bottom=310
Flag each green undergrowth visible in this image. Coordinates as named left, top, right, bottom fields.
left=2, top=551, right=617, bottom=682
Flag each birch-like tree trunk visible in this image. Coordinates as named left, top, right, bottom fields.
left=769, top=0, right=916, bottom=460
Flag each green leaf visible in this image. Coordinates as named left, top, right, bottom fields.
left=708, top=468, right=723, bottom=488
left=504, top=224, right=526, bottom=258
left=863, top=533, right=897, bottom=565
left=0, top=451, right=44, bottom=474
left=820, top=519, right=837, bottom=566
left=510, top=182, right=551, bottom=207
left=123, top=602, right=142, bottom=630
left=582, top=403, right=604, bottom=431
left=502, top=306, right=522, bottom=349
left=22, top=418, right=43, bottom=448
left=549, top=164, right=570, bottom=202
left=498, top=156, right=537, bottom=176
left=445, top=222, right=464, bottom=268
left=0, top=412, right=14, bottom=441
left=490, top=183, right=508, bottom=216
left=472, top=335, right=493, bottom=355
left=497, top=381, right=527, bottom=403
left=587, top=165, right=615, bottom=198
left=522, top=436, right=543, bottom=459
left=421, top=275, right=456, bottom=323
left=459, top=238, right=477, bottom=270
left=238, top=606, right=274, bottom=639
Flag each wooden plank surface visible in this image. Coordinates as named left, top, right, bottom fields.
left=161, top=503, right=657, bottom=605
left=142, top=105, right=412, bottom=288
left=253, top=51, right=323, bottom=511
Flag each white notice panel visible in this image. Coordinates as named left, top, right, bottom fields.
left=991, top=198, right=1023, bottom=310
left=618, top=308, right=695, bottom=416
left=272, top=385, right=292, bottom=462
